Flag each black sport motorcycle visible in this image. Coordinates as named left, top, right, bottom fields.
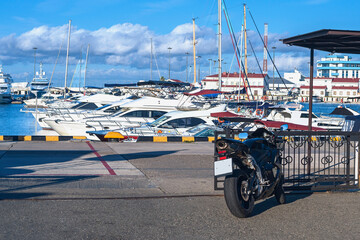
left=214, top=125, right=287, bottom=218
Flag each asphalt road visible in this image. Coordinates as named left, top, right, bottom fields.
left=0, top=141, right=359, bottom=240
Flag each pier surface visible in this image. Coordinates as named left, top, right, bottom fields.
left=0, top=141, right=359, bottom=239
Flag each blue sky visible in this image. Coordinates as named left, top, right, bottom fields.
left=1, top=0, right=360, bottom=87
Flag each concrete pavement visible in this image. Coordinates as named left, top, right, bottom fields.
left=0, top=141, right=359, bottom=239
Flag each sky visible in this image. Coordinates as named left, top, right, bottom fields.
left=1, top=0, right=360, bottom=87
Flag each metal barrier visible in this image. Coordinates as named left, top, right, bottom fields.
left=214, top=130, right=360, bottom=192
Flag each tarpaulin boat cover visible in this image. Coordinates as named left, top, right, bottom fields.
left=183, top=90, right=223, bottom=96
left=254, top=120, right=326, bottom=131
left=330, top=106, right=359, bottom=116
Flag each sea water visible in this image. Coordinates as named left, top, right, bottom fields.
left=0, top=104, right=37, bottom=135
left=1, top=102, right=360, bottom=135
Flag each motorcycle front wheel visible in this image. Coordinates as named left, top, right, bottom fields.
left=224, top=170, right=254, bottom=218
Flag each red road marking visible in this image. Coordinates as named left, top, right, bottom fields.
left=86, top=141, right=116, bottom=175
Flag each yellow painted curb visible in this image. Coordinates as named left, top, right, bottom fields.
left=208, top=137, right=215, bottom=142
left=104, top=132, right=124, bottom=139
left=46, top=136, right=59, bottom=141
left=0, top=136, right=3, bottom=141
left=153, top=136, right=167, bottom=142
left=182, top=136, right=194, bottom=142
left=24, top=136, right=32, bottom=141
left=73, top=136, right=87, bottom=140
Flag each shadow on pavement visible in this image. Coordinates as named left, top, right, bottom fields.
left=250, top=193, right=312, bottom=217
left=0, top=175, right=98, bottom=200
left=113, top=150, right=181, bottom=160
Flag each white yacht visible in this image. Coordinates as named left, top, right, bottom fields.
left=43, top=96, right=201, bottom=139
left=25, top=93, right=131, bottom=129
left=264, top=104, right=343, bottom=130
left=103, top=104, right=226, bottom=140
left=30, top=63, right=50, bottom=93
left=0, top=66, right=13, bottom=104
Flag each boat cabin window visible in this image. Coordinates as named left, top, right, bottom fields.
left=72, top=102, right=99, bottom=110
left=150, top=116, right=171, bottom=127
left=103, top=105, right=122, bottom=113
left=159, top=117, right=206, bottom=129
left=122, top=110, right=151, bottom=118
left=300, top=113, right=317, bottom=119
left=150, top=111, right=167, bottom=119
left=95, top=104, right=111, bottom=111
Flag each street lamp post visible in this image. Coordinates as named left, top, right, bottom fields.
left=168, top=47, right=172, bottom=79
left=272, top=46, right=276, bottom=91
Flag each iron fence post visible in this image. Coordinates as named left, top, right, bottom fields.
left=346, top=135, right=350, bottom=186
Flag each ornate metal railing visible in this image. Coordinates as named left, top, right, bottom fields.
left=214, top=130, right=360, bottom=191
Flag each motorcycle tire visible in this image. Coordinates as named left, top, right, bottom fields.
left=274, top=175, right=286, bottom=204
left=224, top=170, right=254, bottom=218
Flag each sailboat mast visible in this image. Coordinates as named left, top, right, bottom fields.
left=192, top=18, right=197, bottom=84
left=79, top=47, right=82, bottom=92
left=64, top=19, right=71, bottom=97
left=218, top=0, right=222, bottom=92
left=150, top=38, right=153, bottom=80
left=244, top=4, right=247, bottom=76
left=84, top=44, right=90, bottom=95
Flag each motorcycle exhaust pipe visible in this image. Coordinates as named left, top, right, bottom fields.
left=216, top=139, right=229, bottom=151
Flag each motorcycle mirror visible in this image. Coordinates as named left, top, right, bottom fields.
left=238, top=132, right=248, bottom=139
left=280, top=124, right=288, bottom=131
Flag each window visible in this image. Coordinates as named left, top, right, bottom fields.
left=160, top=117, right=206, bottom=129
left=354, top=92, right=357, bottom=96
left=339, top=91, right=343, bottom=95
left=300, top=113, right=318, bottom=119
left=254, top=90, right=258, bottom=96
left=347, top=91, right=350, bottom=96
left=333, top=91, right=336, bottom=95
left=104, top=106, right=121, bottom=113
left=151, top=111, right=167, bottom=119
left=122, top=110, right=150, bottom=118
left=320, top=91, right=324, bottom=95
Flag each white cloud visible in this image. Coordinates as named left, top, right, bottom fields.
left=0, top=21, right=313, bottom=84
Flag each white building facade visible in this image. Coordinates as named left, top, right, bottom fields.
left=317, top=54, right=360, bottom=78
left=202, top=72, right=269, bottom=99
left=284, top=69, right=305, bottom=87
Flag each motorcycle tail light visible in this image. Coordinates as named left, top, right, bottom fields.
left=219, top=156, right=227, bottom=160
left=218, top=150, right=226, bottom=154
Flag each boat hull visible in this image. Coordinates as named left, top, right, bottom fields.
left=0, top=93, right=12, bottom=104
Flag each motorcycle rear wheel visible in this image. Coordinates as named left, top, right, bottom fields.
left=224, top=170, right=254, bottom=218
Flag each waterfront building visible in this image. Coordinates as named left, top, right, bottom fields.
left=331, top=78, right=359, bottom=97
left=317, top=54, right=360, bottom=78
left=201, top=72, right=269, bottom=98
left=284, top=69, right=306, bottom=87
left=299, top=85, right=327, bottom=98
